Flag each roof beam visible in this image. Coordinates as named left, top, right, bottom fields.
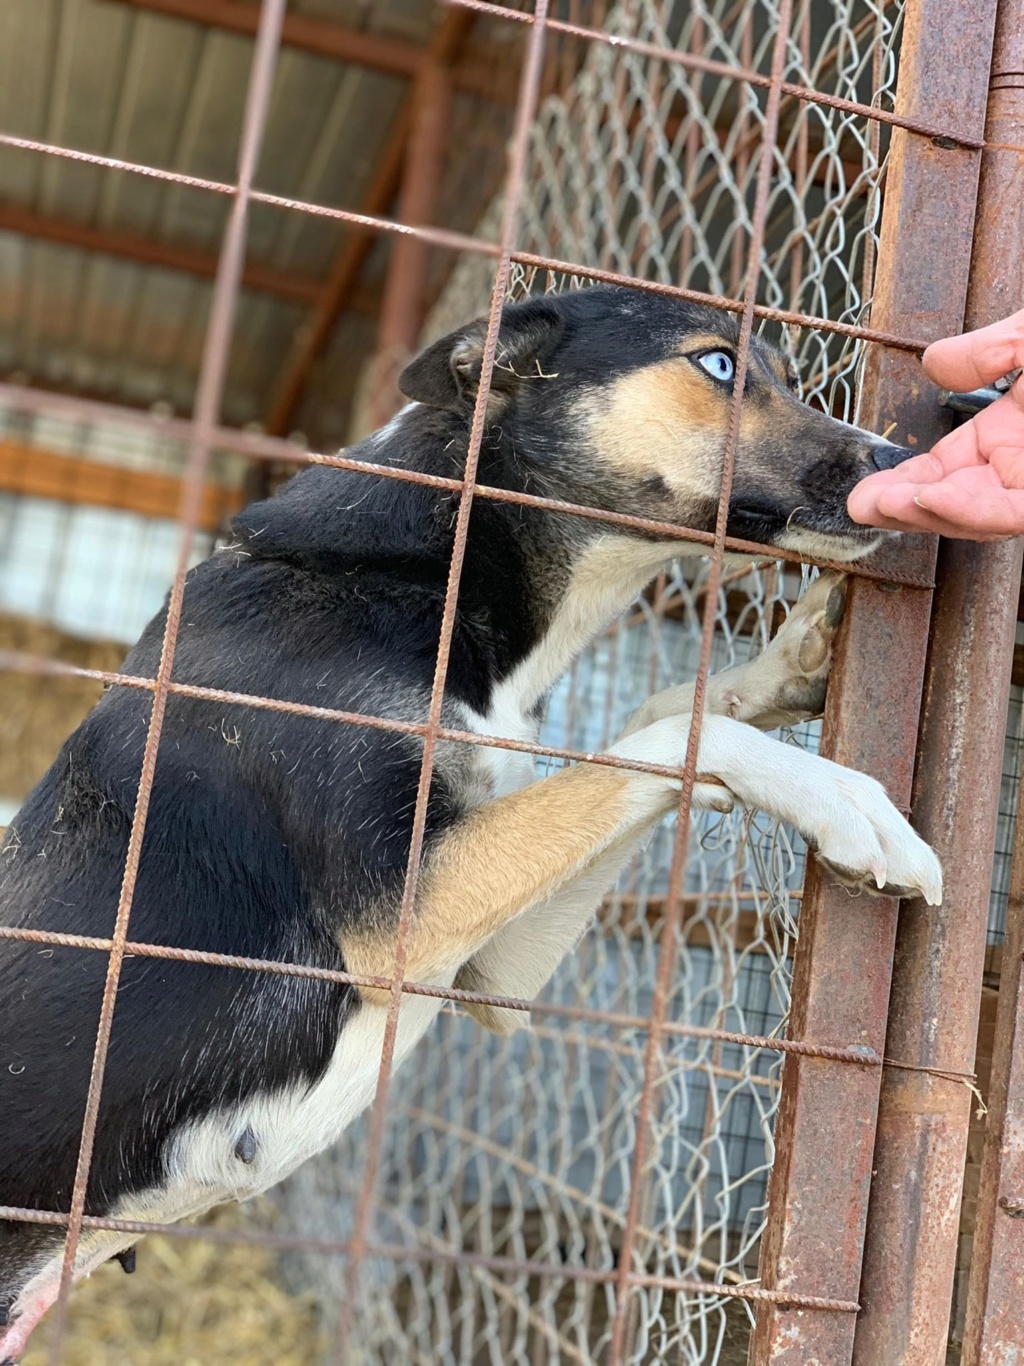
left=110, top=0, right=500, bottom=97
left=262, top=106, right=410, bottom=435
left=0, top=203, right=382, bottom=315
left=363, top=60, right=454, bottom=433
left=0, top=202, right=330, bottom=306
left=0, top=439, right=243, bottom=532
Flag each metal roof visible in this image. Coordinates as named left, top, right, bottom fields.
left=0, top=0, right=512, bottom=446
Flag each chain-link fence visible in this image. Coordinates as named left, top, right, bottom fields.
left=268, top=5, right=906, bottom=1360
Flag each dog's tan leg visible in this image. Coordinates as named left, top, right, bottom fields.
left=451, top=830, right=658, bottom=1034
left=341, top=749, right=731, bottom=1009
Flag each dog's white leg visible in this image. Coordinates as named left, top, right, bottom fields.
left=344, top=729, right=938, bottom=1040
left=453, top=709, right=942, bottom=1033
left=454, top=573, right=851, bottom=1031
left=639, top=712, right=943, bottom=906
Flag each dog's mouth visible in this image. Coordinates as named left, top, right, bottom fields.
left=774, top=521, right=892, bottom=563
left=727, top=496, right=891, bottom=562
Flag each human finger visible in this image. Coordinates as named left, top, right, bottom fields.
left=922, top=307, right=1024, bottom=391
left=904, top=478, right=1024, bottom=538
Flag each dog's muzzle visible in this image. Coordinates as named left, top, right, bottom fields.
left=869, top=442, right=917, bottom=472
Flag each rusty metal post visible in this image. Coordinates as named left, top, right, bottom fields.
left=944, top=8, right=1024, bottom=1362
left=750, top=2, right=999, bottom=1361
left=853, top=547, right=1022, bottom=1365
left=963, top=798, right=1024, bottom=1360
left=853, top=3, right=1024, bottom=1360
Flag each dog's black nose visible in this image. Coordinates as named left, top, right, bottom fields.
left=870, top=442, right=917, bottom=472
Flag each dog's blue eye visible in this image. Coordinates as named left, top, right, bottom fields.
left=696, top=351, right=735, bottom=383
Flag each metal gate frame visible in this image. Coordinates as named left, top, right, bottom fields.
left=755, top=2, right=1024, bottom=1361
left=0, top=1, right=1023, bottom=1363
left=956, top=7, right=1024, bottom=1358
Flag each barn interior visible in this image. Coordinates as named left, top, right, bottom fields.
left=1, top=2, right=1020, bottom=1363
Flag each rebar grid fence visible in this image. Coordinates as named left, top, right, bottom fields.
left=0, top=0, right=1019, bottom=1363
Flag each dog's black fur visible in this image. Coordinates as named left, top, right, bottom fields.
left=0, top=286, right=913, bottom=1328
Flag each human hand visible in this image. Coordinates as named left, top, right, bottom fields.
left=847, top=308, right=1024, bottom=540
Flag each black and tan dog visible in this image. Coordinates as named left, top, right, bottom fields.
left=0, top=286, right=941, bottom=1356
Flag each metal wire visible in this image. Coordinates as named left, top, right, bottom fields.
left=24, top=3, right=292, bottom=1361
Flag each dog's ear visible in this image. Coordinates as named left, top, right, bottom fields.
left=398, top=299, right=565, bottom=410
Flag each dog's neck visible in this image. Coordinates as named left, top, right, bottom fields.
left=488, top=533, right=681, bottom=719
left=238, top=403, right=685, bottom=719
left=402, top=408, right=687, bottom=717
left=370, top=403, right=688, bottom=717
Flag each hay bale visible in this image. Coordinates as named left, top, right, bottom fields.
left=0, top=615, right=125, bottom=803
left=23, top=1205, right=326, bottom=1366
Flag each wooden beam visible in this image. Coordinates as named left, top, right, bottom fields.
left=0, top=203, right=320, bottom=306
left=265, top=8, right=476, bottom=437
left=263, top=108, right=410, bottom=436
left=0, top=202, right=384, bottom=314
left=363, top=60, right=454, bottom=432
left=0, top=440, right=244, bottom=533
left=110, top=0, right=500, bottom=97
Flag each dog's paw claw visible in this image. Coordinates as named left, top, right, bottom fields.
left=824, top=576, right=848, bottom=629
left=813, top=777, right=943, bottom=907
left=820, top=856, right=943, bottom=906
left=796, top=622, right=830, bottom=675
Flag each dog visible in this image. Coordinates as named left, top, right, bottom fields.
left=0, top=285, right=942, bottom=1357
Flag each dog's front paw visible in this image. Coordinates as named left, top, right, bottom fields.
left=722, top=572, right=847, bottom=730
left=806, top=768, right=942, bottom=906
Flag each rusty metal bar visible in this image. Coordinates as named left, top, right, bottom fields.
left=440, top=0, right=989, bottom=149
left=855, top=0, right=1024, bottom=1357
left=750, top=0, right=1001, bottom=1359
left=0, top=385, right=938, bottom=590
left=0, top=1199, right=860, bottom=1309
left=332, top=6, right=552, bottom=1355
left=610, top=5, right=795, bottom=1358
left=39, top=3, right=289, bottom=1361
left=0, top=913, right=894, bottom=1064
left=854, top=559, right=1022, bottom=1364
left=962, top=753, right=1024, bottom=1360
left=0, top=128, right=958, bottom=357
left=959, top=18, right=1024, bottom=1359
